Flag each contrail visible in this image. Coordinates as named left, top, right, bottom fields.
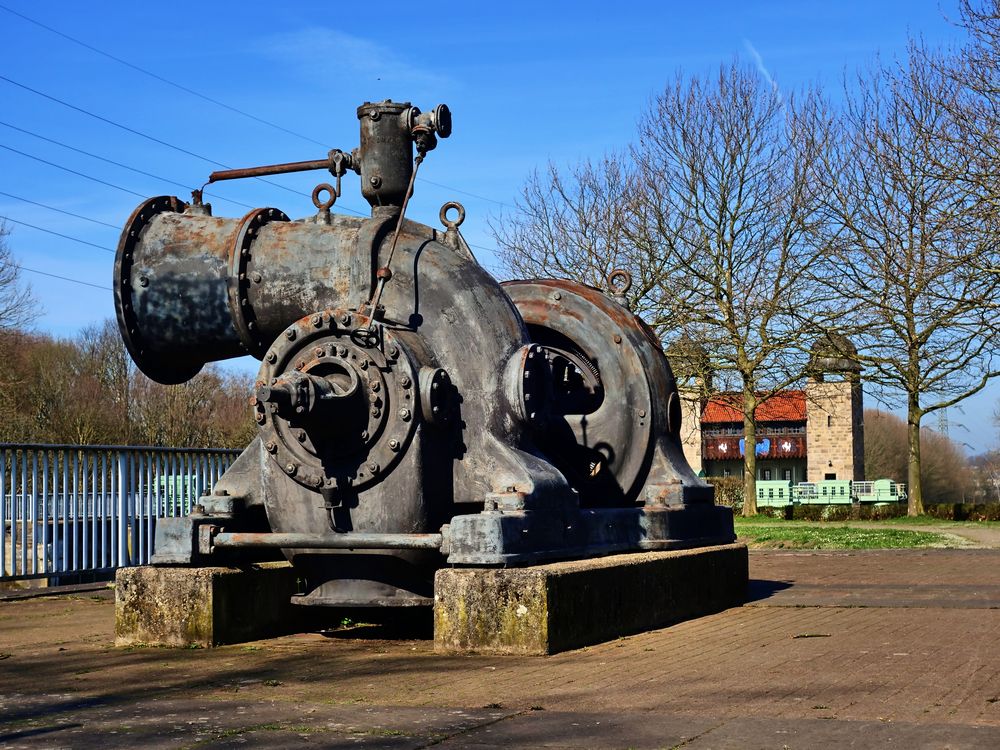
left=743, top=39, right=783, bottom=103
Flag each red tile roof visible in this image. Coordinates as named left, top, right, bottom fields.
left=701, top=390, right=807, bottom=424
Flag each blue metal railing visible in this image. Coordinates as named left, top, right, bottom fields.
left=0, top=443, right=240, bottom=582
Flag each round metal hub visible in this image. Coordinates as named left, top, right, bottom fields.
left=254, top=310, right=419, bottom=494
left=502, top=279, right=660, bottom=506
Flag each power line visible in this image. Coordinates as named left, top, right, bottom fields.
left=0, top=190, right=119, bottom=229
left=0, top=215, right=114, bottom=253
left=15, top=263, right=109, bottom=291
left=0, top=9, right=514, bottom=209
left=0, top=3, right=329, bottom=150
left=0, top=142, right=148, bottom=199
left=417, top=177, right=512, bottom=208
left=0, top=120, right=256, bottom=211
left=0, top=74, right=308, bottom=201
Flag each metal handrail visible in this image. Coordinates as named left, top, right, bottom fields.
left=1, top=443, right=240, bottom=582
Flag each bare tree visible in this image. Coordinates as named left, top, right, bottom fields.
left=817, top=47, right=1000, bottom=515
left=492, top=62, right=840, bottom=515
left=0, top=221, right=36, bottom=331
left=490, top=156, right=671, bottom=322
left=633, top=64, right=842, bottom=515
left=864, top=409, right=973, bottom=503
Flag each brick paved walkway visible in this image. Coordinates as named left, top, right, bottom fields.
left=2, top=549, right=1000, bottom=748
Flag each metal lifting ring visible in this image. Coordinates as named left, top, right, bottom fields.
left=311, top=183, right=337, bottom=210
left=439, top=201, right=466, bottom=231
left=607, top=269, right=633, bottom=296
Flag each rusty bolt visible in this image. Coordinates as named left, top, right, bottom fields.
left=312, top=314, right=323, bottom=327
left=138, top=275, right=149, bottom=287
left=388, top=345, right=399, bottom=358
left=370, top=175, right=382, bottom=188
left=368, top=461, right=380, bottom=473
left=314, top=347, right=325, bottom=358
left=372, top=408, right=381, bottom=418
left=296, top=430, right=307, bottom=442
left=271, top=378, right=278, bottom=385
left=265, top=441, right=277, bottom=453
left=399, top=407, right=411, bottom=421
left=638, top=409, right=647, bottom=418
left=360, top=429, right=369, bottom=441
left=295, top=405, right=305, bottom=414
left=388, top=439, right=400, bottom=451
left=338, top=345, right=348, bottom=357
left=359, top=359, right=369, bottom=370
left=341, top=313, right=352, bottom=326
left=613, top=334, right=622, bottom=344
left=552, top=292, right=561, bottom=301
left=295, top=360, right=305, bottom=370
left=255, top=413, right=265, bottom=424
left=285, top=329, right=296, bottom=341
left=251, top=271, right=262, bottom=284
left=400, top=375, right=411, bottom=388
left=285, top=463, right=297, bottom=476
left=313, top=476, right=323, bottom=487
left=266, top=351, right=277, bottom=364
left=370, top=380, right=380, bottom=392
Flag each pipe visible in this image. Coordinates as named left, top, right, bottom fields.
left=211, top=531, right=444, bottom=550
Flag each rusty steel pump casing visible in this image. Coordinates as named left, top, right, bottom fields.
left=115, top=100, right=734, bottom=607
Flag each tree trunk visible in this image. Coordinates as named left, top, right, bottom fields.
left=742, top=393, right=758, bottom=516
left=907, top=401, right=924, bottom=517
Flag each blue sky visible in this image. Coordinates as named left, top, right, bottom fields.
left=0, top=1, right=993, bottom=451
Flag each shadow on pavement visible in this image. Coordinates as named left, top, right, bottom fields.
left=745, top=578, right=793, bottom=602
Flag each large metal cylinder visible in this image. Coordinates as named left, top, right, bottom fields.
left=114, top=196, right=393, bottom=383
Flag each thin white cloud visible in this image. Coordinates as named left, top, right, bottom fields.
left=743, top=38, right=782, bottom=103
left=262, top=27, right=453, bottom=92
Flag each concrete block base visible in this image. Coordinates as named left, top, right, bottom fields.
left=115, top=562, right=301, bottom=648
left=433, top=543, right=748, bottom=655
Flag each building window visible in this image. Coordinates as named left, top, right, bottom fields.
left=825, top=472, right=836, bottom=480
left=723, top=469, right=731, bottom=477
left=763, top=469, right=772, bottom=480
left=827, top=415, right=833, bottom=427
left=783, top=469, right=792, bottom=481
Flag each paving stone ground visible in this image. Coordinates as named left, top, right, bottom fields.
left=3, top=548, right=1000, bottom=748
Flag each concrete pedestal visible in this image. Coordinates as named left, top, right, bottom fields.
left=115, top=562, right=301, bottom=648
left=433, top=543, right=748, bottom=655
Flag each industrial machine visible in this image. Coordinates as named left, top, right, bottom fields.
left=114, top=100, right=734, bottom=607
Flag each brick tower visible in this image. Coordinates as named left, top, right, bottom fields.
left=805, top=333, right=864, bottom=482
left=666, top=336, right=712, bottom=474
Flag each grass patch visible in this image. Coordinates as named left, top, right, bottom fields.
left=735, top=524, right=951, bottom=549
left=874, top=515, right=1000, bottom=527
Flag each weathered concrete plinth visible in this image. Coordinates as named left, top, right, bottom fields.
left=115, top=562, right=301, bottom=648
left=433, top=543, right=748, bottom=655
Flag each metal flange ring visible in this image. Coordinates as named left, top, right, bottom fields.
left=114, top=195, right=194, bottom=384
left=439, top=201, right=466, bottom=230
left=228, top=207, right=289, bottom=356
left=255, top=310, right=420, bottom=495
